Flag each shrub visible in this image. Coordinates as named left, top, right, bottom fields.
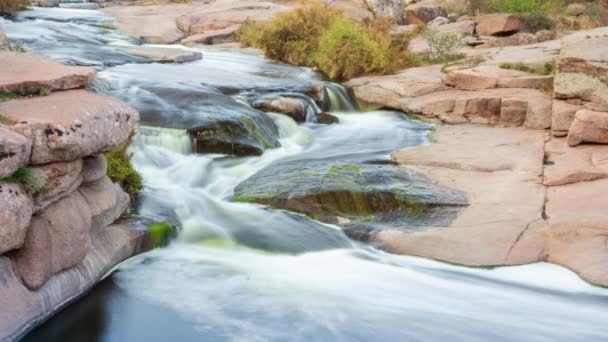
left=236, top=1, right=419, bottom=80
left=499, top=62, right=554, bottom=75
left=519, top=11, right=555, bottom=31
left=105, top=133, right=143, bottom=198
left=420, top=28, right=463, bottom=63
left=0, top=0, right=28, bottom=15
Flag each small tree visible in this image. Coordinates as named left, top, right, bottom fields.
left=421, top=28, right=463, bottom=63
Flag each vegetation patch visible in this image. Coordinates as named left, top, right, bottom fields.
left=105, top=132, right=144, bottom=199
left=420, top=28, right=464, bottom=64
left=148, top=222, right=172, bottom=248
left=236, top=1, right=420, bottom=81
left=0, top=93, right=17, bottom=102
left=0, top=114, right=16, bottom=125
left=0, top=166, right=51, bottom=196
left=499, top=62, right=554, bottom=75
left=0, top=0, right=29, bottom=15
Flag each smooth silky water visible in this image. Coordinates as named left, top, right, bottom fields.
left=5, top=8, right=608, bottom=342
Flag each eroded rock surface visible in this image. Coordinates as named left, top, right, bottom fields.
left=0, top=126, right=30, bottom=179
left=0, top=183, right=32, bottom=254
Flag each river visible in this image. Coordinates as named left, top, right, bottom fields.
left=4, top=7, right=608, bottom=342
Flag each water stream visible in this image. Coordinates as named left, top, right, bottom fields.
left=5, top=7, right=608, bottom=342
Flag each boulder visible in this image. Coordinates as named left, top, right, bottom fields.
left=0, top=127, right=30, bottom=179
left=478, top=32, right=538, bottom=48
left=13, top=191, right=92, bottom=290
left=367, top=0, right=404, bottom=23
left=30, top=159, right=83, bottom=213
left=567, top=109, right=608, bottom=146
left=558, top=27, right=608, bottom=80
left=79, top=176, right=130, bottom=231
left=535, top=30, right=555, bottom=43
left=101, top=6, right=185, bottom=44
left=0, top=25, right=7, bottom=46
left=0, top=183, right=32, bottom=254
left=252, top=96, right=309, bottom=122
left=444, top=65, right=553, bottom=90
left=554, top=72, right=607, bottom=101
left=81, top=154, right=107, bottom=184
left=0, top=90, right=139, bottom=165
left=0, top=51, right=95, bottom=95
left=592, top=87, right=608, bottom=108
left=544, top=138, right=608, bottom=186
left=476, top=13, right=523, bottom=36
left=121, top=46, right=202, bottom=63
left=404, top=1, right=448, bottom=25
left=427, top=16, right=449, bottom=28
left=551, top=100, right=581, bottom=137
left=181, top=25, right=239, bottom=46
left=233, top=159, right=467, bottom=226
left=565, top=3, right=586, bottom=16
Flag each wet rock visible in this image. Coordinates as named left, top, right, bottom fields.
left=13, top=191, right=92, bottom=290
left=404, top=1, right=448, bottom=25
left=30, top=159, right=83, bottom=213
left=0, top=127, right=31, bottom=179
left=444, top=65, right=553, bottom=90
left=79, top=176, right=130, bottom=231
left=0, top=90, right=139, bottom=165
left=478, top=32, right=538, bottom=48
left=252, top=96, right=309, bottom=122
left=317, top=112, right=339, bottom=124
left=0, top=183, right=32, bottom=254
left=81, top=154, right=107, bottom=184
left=476, top=13, right=523, bottom=36
left=233, top=159, right=467, bottom=226
left=567, top=109, right=608, bottom=146
left=121, top=46, right=202, bottom=63
left=551, top=100, right=581, bottom=137
left=0, top=51, right=95, bottom=95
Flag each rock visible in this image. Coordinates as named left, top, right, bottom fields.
left=380, top=125, right=547, bottom=266
left=58, top=2, right=99, bottom=9
left=0, top=218, right=153, bottom=341
left=399, top=88, right=552, bottom=129
left=0, top=51, right=95, bottom=95
left=551, top=100, right=581, bottom=137
left=554, top=72, right=607, bottom=101
left=13, top=191, right=92, bottom=290
left=0, top=90, right=139, bottom=165
left=478, top=32, right=538, bottom=48
left=476, top=13, right=523, bottom=36
left=592, top=87, right=608, bottom=108
left=545, top=179, right=608, bottom=285
left=404, top=1, right=448, bottom=25
left=565, top=3, right=587, bottom=16
left=444, top=65, right=553, bottom=90
left=121, top=46, right=202, bottom=63
left=567, top=109, right=608, bottom=146
left=79, top=176, right=130, bottom=230
left=102, top=6, right=185, bottom=44
left=233, top=159, right=467, bottom=226
left=0, top=127, right=30, bottom=179
left=427, top=16, right=449, bottom=28
left=558, top=27, right=608, bottom=80
left=317, top=112, right=339, bottom=124
left=535, top=30, right=555, bottom=42
left=346, top=66, right=448, bottom=108
left=30, top=159, right=83, bottom=213
left=467, top=40, right=560, bottom=69
left=81, top=154, right=107, bottom=184
left=0, top=25, right=7, bottom=46
left=367, top=0, right=405, bottom=24
left=544, top=138, right=608, bottom=186
left=252, top=96, right=309, bottom=122
left=181, top=25, right=239, bottom=46
left=0, top=183, right=32, bottom=254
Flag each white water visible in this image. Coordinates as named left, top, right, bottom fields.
left=7, top=7, right=608, bottom=342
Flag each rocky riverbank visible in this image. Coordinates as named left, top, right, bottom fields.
left=0, top=27, right=157, bottom=340
left=347, top=25, right=608, bottom=286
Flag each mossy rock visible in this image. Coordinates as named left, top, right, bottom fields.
left=148, top=222, right=173, bottom=248
left=233, top=159, right=468, bottom=227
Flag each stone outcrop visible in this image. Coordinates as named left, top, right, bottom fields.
left=567, top=109, right=608, bottom=146
left=252, top=95, right=310, bottom=122
left=443, top=65, right=553, bottom=90
left=0, top=39, right=152, bottom=340
left=476, top=13, right=523, bottom=36
left=551, top=100, right=581, bottom=137
left=368, top=0, right=405, bottom=24
left=121, top=46, right=203, bottom=63
left=181, top=25, right=239, bottom=46
left=404, top=0, right=448, bottom=25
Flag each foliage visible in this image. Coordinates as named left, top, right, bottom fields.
left=0, top=0, right=28, bottom=15
left=488, top=0, right=563, bottom=13
left=148, top=222, right=172, bottom=248
left=499, top=62, right=554, bottom=75
left=0, top=166, right=51, bottom=196
left=519, top=12, right=555, bottom=32
left=236, top=1, right=419, bottom=81
left=420, top=28, right=463, bottom=63
left=0, top=114, right=16, bottom=124
left=105, top=133, right=143, bottom=198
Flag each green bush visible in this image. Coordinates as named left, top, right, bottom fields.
left=105, top=133, right=143, bottom=198
left=0, top=0, right=28, bottom=15
left=420, top=28, right=463, bottom=63
left=236, top=1, right=419, bottom=81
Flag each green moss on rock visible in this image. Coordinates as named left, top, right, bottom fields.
left=105, top=133, right=143, bottom=198
left=148, top=222, right=172, bottom=248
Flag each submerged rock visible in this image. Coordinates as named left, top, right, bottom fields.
left=121, top=46, right=203, bottom=63
left=233, top=159, right=467, bottom=227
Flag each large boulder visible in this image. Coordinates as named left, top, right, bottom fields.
left=121, top=46, right=202, bottom=63
left=233, top=159, right=467, bottom=226
left=567, top=109, right=608, bottom=146
left=0, top=126, right=31, bottom=179
left=0, top=183, right=32, bottom=254
left=551, top=100, right=581, bottom=137
left=444, top=65, right=553, bottom=90
left=79, top=176, right=130, bottom=231
left=30, top=159, right=83, bottom=213
left=0, top=90, right=139, bottom=165
left=476, top=13, right=523, bottom=36
left=13, top=191, right=92, bottom=290
left=368, top=0, right=405, bottom=23
left=0, top=51, right=95, bottom=95
left=404, top=1, right=448, bottom=25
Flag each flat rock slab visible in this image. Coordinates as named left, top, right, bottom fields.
left=467, top=40, right=561, bottom=68
left=0, top=51, right=95, bottom=95
left=121, top=46, right=202, bottom=63
left=0, top=90, right=139, bottom=165
left=559, top=27, right=608, bottom=80
left=181, top=25, right=239, bottom=46
left=544, top=138, right=608, bottom=186
left=444, top=65, right=553, bottom=90
left=476, top=13, right=523, bottom=36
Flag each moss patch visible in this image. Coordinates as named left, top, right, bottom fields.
left=148, top=222, right=172, bottom=248
left=105, top=133, right=143, bottom=198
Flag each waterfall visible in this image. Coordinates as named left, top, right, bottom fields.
left=134, top=126, right=192, bottom=154
left=324, top=83, right=359, bottom=112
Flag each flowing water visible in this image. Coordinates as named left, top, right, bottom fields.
left=5, top=8, right=608, bottom=342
